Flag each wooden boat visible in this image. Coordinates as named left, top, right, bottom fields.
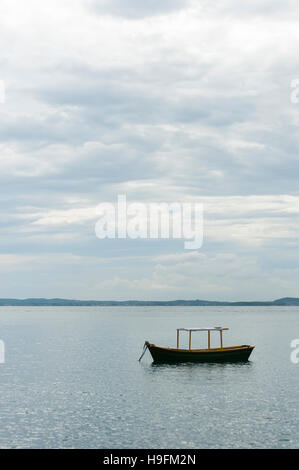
left=140, top=327, right=254, bottom=363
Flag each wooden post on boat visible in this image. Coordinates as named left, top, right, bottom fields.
left=220, top=330, right=223, bottom=349
left=208, top=330, right=210, bottom=349
left=189, top=330, right=192, bottom=350
left=177, top=329, right=180, bottom=349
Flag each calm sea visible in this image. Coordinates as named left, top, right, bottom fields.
left=0, top=306, right=298, bottom=449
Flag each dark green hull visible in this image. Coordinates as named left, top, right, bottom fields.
left=146, top=342, right=254, bottom=363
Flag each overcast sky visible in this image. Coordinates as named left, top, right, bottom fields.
left=1, top=0, right=299, bottom=300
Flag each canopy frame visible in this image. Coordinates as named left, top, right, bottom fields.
left=176, top=327, right=229, bottom=350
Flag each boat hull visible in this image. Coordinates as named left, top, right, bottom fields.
left=146, top=342, right=254, bottom=363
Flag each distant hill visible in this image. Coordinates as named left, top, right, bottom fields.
left=272, top=297, right=299, bottom=305
left=0, top=297, right=299, bottom=306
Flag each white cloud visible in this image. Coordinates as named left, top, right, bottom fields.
left=87, top=251, right=299, bottom=301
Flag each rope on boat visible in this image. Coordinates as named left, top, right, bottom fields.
left=138, top=342, right=148, bottom=362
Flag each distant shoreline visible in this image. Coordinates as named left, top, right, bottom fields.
left=0, top=297, right=299, bottom=306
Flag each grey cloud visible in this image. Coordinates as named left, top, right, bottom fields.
left=37, top=65, right=257, bottom=129
left=89, top=0, right=191, bottom=19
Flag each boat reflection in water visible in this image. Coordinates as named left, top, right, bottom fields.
left=139, top=327, right=255, bottom=364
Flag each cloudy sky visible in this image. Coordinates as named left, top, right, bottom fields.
left=1, top=0, right=299, bottom=301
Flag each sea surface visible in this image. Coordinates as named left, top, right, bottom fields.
left=0, top=306, right=298, bottom=449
